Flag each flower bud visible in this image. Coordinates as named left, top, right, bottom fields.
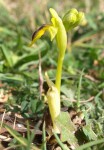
left=62, top=8, right=84, bottom=31
left=46, top=86, right=60, bottom=133
left=45, top=72, right=60, bottom=133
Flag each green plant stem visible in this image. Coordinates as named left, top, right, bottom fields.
left=55, top=53, right=64, bottom=95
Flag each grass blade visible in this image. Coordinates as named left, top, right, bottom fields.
left=3, top=124, right=28, bottom=147
left=76, top=138, right=104, bottom=150
left=42, top=122, right=47, bottom=150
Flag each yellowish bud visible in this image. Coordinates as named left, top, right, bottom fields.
left=45, top=72, right=60, bottom=133
left=62, top=8, right=85, bottom=31
left=47, top=86, right=60, bottom=133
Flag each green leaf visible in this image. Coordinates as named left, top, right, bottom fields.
left=42, top=122, right=47, bottom=150
left=3, top=124, right=40, bottom=150
left=61, top=86, right=75, bottom=99
left=61, top=86, right=75, bottom=107
left=3, top=124, right=28, bottom=146
left=86, top=15, right=97, bottom=30
left=14, top=53, right=39, bottom=68
left=72, top=26, right=104, bottom=46
left=76, top=138, right=104, bottom=150
left=21, top=101, right=29, bottom=112
left=0, top=27, right=16, bottom=36
left=0, top=45, right=13, bottom=67
left=14, top=42, right=49, bottom=68
left=0, top=73, right=24, bottom=83
left=55, top=112, right=78, bottom=149
left=83, top=124, right=97, bottom=140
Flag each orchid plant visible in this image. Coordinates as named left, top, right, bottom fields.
left=29, top=8, right=84, bottom=133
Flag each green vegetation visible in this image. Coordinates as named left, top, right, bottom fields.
left=0, top=0, right=104, bottom=150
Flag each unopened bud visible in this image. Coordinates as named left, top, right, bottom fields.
left=47, top=86, right=60, bottom=133
left=62, top=8, right=84, bottom=31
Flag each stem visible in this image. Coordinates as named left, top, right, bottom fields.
left=55, top=53, right=64, bottom=95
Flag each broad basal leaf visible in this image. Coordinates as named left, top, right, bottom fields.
left=55, top=112, right=78, bottom=149
left=83, top=124, right=97, bottom=141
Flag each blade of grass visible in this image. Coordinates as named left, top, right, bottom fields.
left=0, top=73, right=24, bottom=83
left=26, top=122, right=38, bottom=150
left=26, top=121, right=31, bottom=150
left=42, top=122, right=47, bottom=150
left=0, top=27, right=16, bottom=36
left=73, top=26, right=104, bottom=45
left=53, top=131, right=69, bottom=150
left=3, top=144, right=21, bottom=150
left=0, top=45, right=13, bottom=67
left=76, top=138, right=104, bottom=150
left=14, top=48, right=48, bottom=68
left=73, top=43, right=104, bottom=49
left=77, top=69, right=84, bottom=109
left=3, top=124, right=28, bottom=146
